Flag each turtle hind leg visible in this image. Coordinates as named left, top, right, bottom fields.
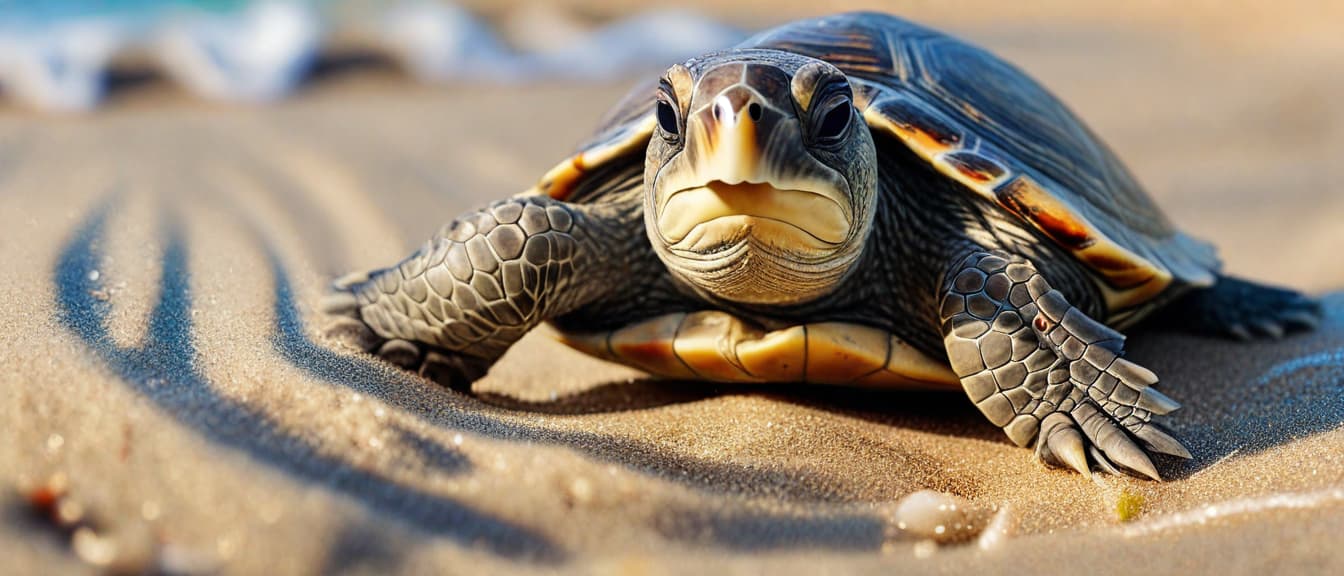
left=1162, top=275, right=1322, bottom=340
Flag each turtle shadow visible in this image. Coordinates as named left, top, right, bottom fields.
left=470, top=380, right=719, bottom=415
left=471, top=302, right=1344, bottom=483
left=468, top=372, right=997, bottom=444
left=269, top=253, right=866, bottom=504
left=1123, top=297, right=1344, bottom=479
left=266, top=245, right=905, bottom=552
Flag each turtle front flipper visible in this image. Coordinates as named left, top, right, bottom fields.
left=939, top=252, right=1191, bottom=480
left=322, top=194, right=644, bottom=390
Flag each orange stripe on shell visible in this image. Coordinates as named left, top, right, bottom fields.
left=862, top=96, right=1172, bottom=311
left=535, top=115, right=656, bottom=201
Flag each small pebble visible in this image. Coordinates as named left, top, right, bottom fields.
left=976, top=505, right=1016, bottom=551
left=568, top=477, right=593, bottom=504
left=141, top=501, right=161, bottom=521
left=72, top=527, right=116, bottom=567
left=893, top=490, right=990, bottom=544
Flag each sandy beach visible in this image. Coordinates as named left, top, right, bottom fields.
left=3, top=2, right=1342, bottom=574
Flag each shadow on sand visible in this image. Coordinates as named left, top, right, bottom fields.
left=55, top=199, right=897, bottom=559
left=1126, top=296, right=1344, bottom=477
left=55, top=202, right=562, bottom=561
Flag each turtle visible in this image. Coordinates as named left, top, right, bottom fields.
left=321, top=12, right=1322, bottom=480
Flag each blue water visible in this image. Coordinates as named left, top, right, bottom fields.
left=0, top=0, right=291, bottom=27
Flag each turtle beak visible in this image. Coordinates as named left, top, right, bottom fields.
left=693, top=86, right=764, bottom=183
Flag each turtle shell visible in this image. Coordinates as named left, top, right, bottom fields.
left=742, top=12, right=1219, bottom=318
left=531, top=78, right=657, bottom=203
left=558, top=311, right=960, bottom=389
left=529, top=12, right=1225, bottom=381
left=532, top=11, right=1219, bottom=329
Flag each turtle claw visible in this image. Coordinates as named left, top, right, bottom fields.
left=1252, top=320, right=1285, bottom=340
left=1132, top=423, right=1192, bottom=459
left=1174, top=277, right=1322, bottom=340
left=321, top=280, right=489, bottom=392
left=1026, top=287, right=1188, bottom=480
left=1072, top=401, right=1162, bottom=481
left=321, top=283, right=387, bottom=353
left=376, top=339, right=423, bottom=369
left=331, top=270, right=371, bottom=291
left=1226, top=323, right=1254, bottom=342
left=1088, top=445, right=1123, bottom=476
left=1038, top=413, right=1091, bottom=479
left=1135, top=387, right=1180, bottom=415
left=320, top=289, right=360, bottom=316
left=1280, top=310, right=1321, bottom=331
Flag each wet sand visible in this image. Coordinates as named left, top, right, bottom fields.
left=2, top=2, right=1342, bottom=574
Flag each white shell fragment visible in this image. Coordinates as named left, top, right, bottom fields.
left=892, top=490, right=991, bottom=544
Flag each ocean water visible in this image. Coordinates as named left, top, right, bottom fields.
left=0, top=1, right=743, bottom=110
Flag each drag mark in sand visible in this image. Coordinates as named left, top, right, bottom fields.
left=54, top=200, right=564, bottom=561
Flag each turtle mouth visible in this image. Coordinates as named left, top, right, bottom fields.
left=658, top=179, right=850, bottom=252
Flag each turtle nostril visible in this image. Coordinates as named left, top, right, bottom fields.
left=748, top=102, right=763, bottom=122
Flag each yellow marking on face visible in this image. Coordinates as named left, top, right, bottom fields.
left=667, top=64, right=694, bottom=113
left=658, top=181, right=849, bottom=247
left=701, top=92, right=760, bottom=179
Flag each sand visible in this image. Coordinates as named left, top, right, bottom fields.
left=2, top=2, right=1343, bottom=574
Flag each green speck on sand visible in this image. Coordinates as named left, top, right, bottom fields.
left=1116, top=489, right=1145, bottom=522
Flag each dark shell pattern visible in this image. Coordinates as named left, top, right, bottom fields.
left=537, top=12, right=1219, bottom=317
left=526, top=12, right=1228, bottom=385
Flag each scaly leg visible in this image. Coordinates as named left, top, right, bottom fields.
left=939, top=251, right=1191, bottom=480
left=323, top=194, right=642, bottom=388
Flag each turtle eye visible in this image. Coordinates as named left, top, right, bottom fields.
left=656, top=99, right=680, bottom=139
left=815, top=99, right=852, bottom=143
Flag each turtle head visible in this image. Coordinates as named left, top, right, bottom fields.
left=644, top=50, right=877, bottom=306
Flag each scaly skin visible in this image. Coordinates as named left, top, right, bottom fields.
left=323, top=194, right=645, bottom=387
left=939, top=251, right=1191, bottom=479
